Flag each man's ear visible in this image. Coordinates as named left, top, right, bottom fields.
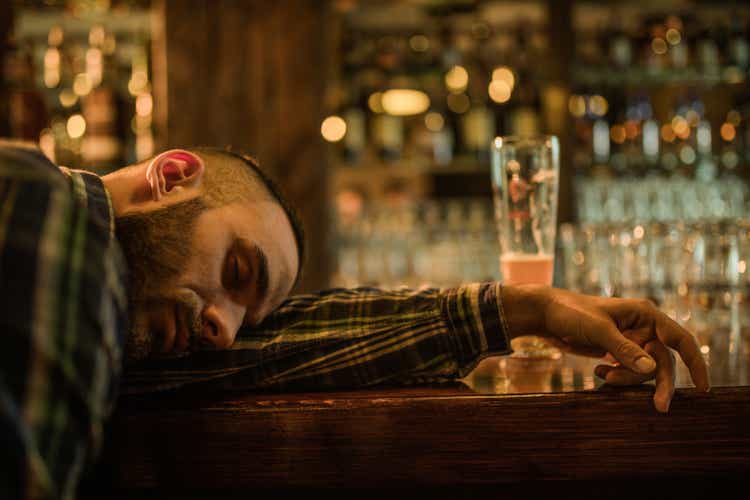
left=145, top=149, right=205, bottom=201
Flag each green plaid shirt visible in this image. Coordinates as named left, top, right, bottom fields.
left=123, top=283, right=512, bottom=394
left=1, top=143, right=512, bottom=498
left=0, top=143, right=127, bottom=500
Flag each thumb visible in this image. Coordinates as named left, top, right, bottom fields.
left=595, top=321, right=656, bottom=375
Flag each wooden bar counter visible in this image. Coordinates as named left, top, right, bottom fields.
left=81, top=352, right=750, bottom=499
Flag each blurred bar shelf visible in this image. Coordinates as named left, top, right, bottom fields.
left=571, top=65, right=749, bottom=88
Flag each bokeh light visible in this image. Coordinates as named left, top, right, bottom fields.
left=568, top=95, right=586, bottom=117
left=651, top=38, right=667, bottom=55
left=588, top=95, right=608, bottom=116
left=666, top=28, right=681, bottom=45
left=488, top=80, right=511, bottom=103
left=73, top=74, right=92, bottom=96
left=368, top=92, right=384, bottom=113
left=661, top=123, right=676, bottom=142
left=491, top=66, right=515, bottom=88
left=409, top=34, right=430, bottom=52
left=321, top=115, right=347, bottom=142
left=445, top=65, right=469, bottom=93
left=721, top=122, right=737, bottom=142
left=610, top=124, right=626, bottom=144
left=66, top=114, right=86, bottom=139
left=424, top=112, right=444, bottom=132
left=381, top=89, right=430, bottom=116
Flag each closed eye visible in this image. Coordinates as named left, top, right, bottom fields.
left=232, top=254, right=241, bottom=286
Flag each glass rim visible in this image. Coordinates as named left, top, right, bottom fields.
left=492, top=134, right=558, bottom=149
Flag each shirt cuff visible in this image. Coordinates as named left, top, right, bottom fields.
left=438, top=282, right=512, bottom=377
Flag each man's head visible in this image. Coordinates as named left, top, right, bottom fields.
left=102, top=148, right=304, bottom=363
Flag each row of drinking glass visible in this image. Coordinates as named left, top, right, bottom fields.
left=556, top=219, right=750, bottom=295
left=331, top=205, right=749, bottom=381
left=331, top=198, right=500, bottom=289
left=556, top=219, right=750, bottom=384
left=576, top=176, right=748, bottom=224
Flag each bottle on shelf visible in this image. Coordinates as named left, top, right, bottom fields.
left=371, top=112, right=404, bottom=163
left=728, top=16, right=749, bottom=71
left=343, top=103, right=366, bottom=165
left=460, top=97, right=495, bottom=165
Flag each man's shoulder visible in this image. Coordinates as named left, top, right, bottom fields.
left=0, top=138, right=67, bottom=184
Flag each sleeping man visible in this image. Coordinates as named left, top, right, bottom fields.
left=0, top=142, right=709, bottom=499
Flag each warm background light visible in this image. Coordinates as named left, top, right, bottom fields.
left=488, top=80, right=511, bottom=103
left=368, top=92, right=384, bottom=113
left=651, top=37, right=667, bottom=55
left=588, top=95, right=608, bottom=116
left=666, top=28, right=681, bottom=45
left=73, top=73, right=92, bottom=96
left=59, top=89, right=77, bottom=108
left=321, top=115, right=347, bottom=142
left=381, top=89, right=430, bottom=116
left=721, top=122, right=737, bottom=142
left=610, top=124, right=626, bottom=144
left=661, top=123, right=676, bottom=142
left=136, top=93, right=153, bottom=117
left=445, top=65, right=468, bottom=93
left=424, top=112, right=444, bottom=132
left=491, top=66, right=515, bottom=88
left=568, top=95, right=586, bottom=117
left=66, top=114, right=86, bottom=139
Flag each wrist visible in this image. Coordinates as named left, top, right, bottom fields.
left=500, top=284, right=553, bottom=338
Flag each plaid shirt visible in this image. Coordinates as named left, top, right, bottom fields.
left=123, top=283, right=512, bottom=394
left=1, top=142, right=512, bottom=497
left=0, top=143, right=127, bottom=500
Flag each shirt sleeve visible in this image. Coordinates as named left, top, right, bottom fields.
left=0, top=145, right=127, bottom=500
left=122, top=282, right=511, bottom=393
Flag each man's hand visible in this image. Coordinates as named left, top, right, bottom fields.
left=502, top=285, right=711, bottom=413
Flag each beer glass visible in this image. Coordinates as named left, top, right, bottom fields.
left=491, top=135, right=561, bottom=359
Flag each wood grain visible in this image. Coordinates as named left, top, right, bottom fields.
left=82, top=383, right=748, bottom=495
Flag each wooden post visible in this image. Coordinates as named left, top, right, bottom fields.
left=157, top=0, right=332, bottom=293
left=0, top=2, right=14, bottom=137
left=546, top=0, right=575, bottom=223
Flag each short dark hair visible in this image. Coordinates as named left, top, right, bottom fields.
left=191, top=147, right=305, bottom=288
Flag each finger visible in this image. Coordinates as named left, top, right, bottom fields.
left=602, top=298, right=710, bottom=392
left=645, top=340, right=676, bottom=413
left=590, top=319, right=656, bottom=376
left=594, top=364, right=652, bottom=385
left=654, top=315, right=710, bottom=393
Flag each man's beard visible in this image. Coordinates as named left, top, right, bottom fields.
left=114, top=197, right=207, bottom=363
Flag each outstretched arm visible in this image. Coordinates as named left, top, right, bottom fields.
left=123, top=283, right=512, bottom=393
left=124, top=282, right=710, bottom=413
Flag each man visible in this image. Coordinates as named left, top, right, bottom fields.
left=0, top=141, right=709, bottom=499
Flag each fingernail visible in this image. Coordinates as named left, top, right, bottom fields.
left=635, top=356, right=656, bottom=374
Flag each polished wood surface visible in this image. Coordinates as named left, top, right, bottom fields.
left=80, top=352, right=750, bottom=498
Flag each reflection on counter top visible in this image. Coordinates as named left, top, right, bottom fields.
left=463, top=348, right=749, bottom=396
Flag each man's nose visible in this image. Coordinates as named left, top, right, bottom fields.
left=199, top=302, right=244, bottom=350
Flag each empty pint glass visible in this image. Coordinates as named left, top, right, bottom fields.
left=491, top=135, right=561, bottom=360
